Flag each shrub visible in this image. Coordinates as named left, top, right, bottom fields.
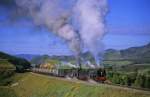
left=144, top=76, right=150, bottom=89
left=134, top=74, right=145, bottom=88
left=0, top=69, right=15, bottom=86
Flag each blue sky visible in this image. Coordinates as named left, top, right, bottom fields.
left=0, top=0, right=150, bottom=55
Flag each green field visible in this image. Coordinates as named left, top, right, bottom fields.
left=0, top=73, right=149, bottom=97
left=103, top=60, right=133, bottom=66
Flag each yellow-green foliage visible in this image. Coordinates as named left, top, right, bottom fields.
left=0, top=60, right=16, bottom=86
left=103, top=60, right=133, bottom=66
left=45, top=59, right=59, bottom=65
left=0, top=87, right=17, bottom=97
left=11, top=73, right=150, bottom=97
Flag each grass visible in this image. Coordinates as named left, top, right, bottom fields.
left=103, top=60, right=133, bottom=66
left=7, top=73, right=150, bottom=97
left=0, top=86, right=17, bottom=97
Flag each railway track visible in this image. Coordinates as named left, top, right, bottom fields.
left=31, top=70, right=150, bottom=95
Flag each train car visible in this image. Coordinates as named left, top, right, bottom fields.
left=77, top=69, right=89, bottom=80
left=58, top=68, right=78, bottom=77
left=32, top=67, right=107, bottom=82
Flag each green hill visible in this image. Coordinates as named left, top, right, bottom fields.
left=121, top=43, right=150, bottom=59
left=104, top=43, right=150, bottom=63
left=104, top=49, right=122, bottom=60
left=0, top=60, right=16, bottom=86
left=0, top=60, right=15, bottom=70
left=0, top=51, right=31, bottom=86
left=30, top=55, right=50, bottom=65
left=0, top=51, right=31, bottom=72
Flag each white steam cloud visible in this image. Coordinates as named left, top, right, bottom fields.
left=15, top=0, right=108, bottom=67
left=74, top=0, right=108, bottom=67
left=15, top=0, right=81, bottom=56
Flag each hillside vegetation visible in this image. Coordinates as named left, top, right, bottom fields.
left=0, top=52, right=31, bottom=72
left=104, top=43, right=150, bottom=63
left=0, top=87, right=17, bottom=97
left=2, top=73, right=149, bottom=97
left=0, top=60, right=15, bottom=70
left=0, top=51, right=31, bottom=86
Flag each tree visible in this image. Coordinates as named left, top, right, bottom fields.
left=120, top=74, right=129, bottom=85
left=144, top=76, right=150, bottom=89
left=112, top=73, right=121, bottom=84
left=134, top=74, right=145, bottom=88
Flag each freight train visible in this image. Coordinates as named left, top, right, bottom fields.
left=32, top=67, right=106, bottom=82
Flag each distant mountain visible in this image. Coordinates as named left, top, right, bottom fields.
left=104, top=49, right=122, bottom=60
left=104, top=43, right=150, bottom=63
left=28, top=43, right=150, bottom=65
left=30, top=55, right=50, bottom=65
left=120, top=43, right=150, bottom=59
left=15, top=54, right=40, bottom=61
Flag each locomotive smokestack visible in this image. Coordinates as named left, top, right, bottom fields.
left=76, top=54, right=82, bottom=69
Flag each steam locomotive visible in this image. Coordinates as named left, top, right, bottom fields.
left=57, top=68, right=106, bottom=82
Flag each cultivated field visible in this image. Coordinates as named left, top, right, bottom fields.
left=1, top=72, right=149, bottom=97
